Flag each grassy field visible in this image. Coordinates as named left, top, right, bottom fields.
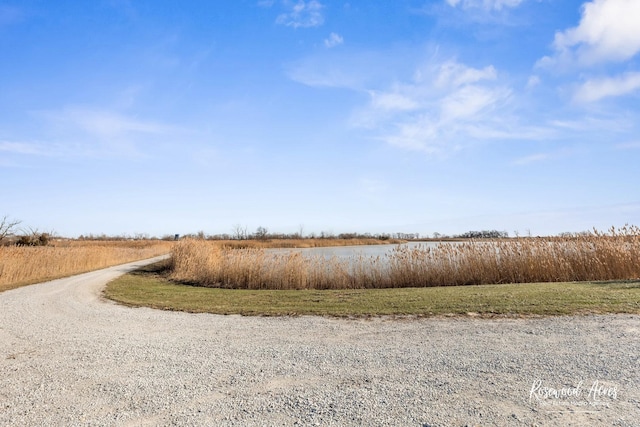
left=169, top=226, right=640, bottom=290
left=0, top=240, right=173, bottom=292
left=104, top=261, right=640, bottom=317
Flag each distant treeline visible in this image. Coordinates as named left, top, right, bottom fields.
left=181, top=229, right=420, bottom=241
left=0, top=213, right=601, bottom=244
left=75, top=230, right=514, bottom=242
left=77, top=233, right=162, bottom=241
left=454, top=230, right=509, bottom=239
left=181, top=228, right=513, bottom=241
left=80, top=229, right=519, bottom=241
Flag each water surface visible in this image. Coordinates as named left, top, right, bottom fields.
left=267, top=241, right=445, bottom=260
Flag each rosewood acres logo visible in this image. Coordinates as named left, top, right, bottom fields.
left=529, top=379, right=619, bottom=411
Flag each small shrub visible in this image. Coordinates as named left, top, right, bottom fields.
left=16, top=232, right=51, bottom=246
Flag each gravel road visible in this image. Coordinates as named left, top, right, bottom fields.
left=1, top=257, right=639, bottom=426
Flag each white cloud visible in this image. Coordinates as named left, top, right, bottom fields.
left=434, top=61, right=497, bottom=88
left=368, top=91, right=420, bottom=111
left=440, top=85, right=501, bottom=121
left=446, top=0, right=525, bottom=11
left=291, top=50, right=573, bottom=154
left=23, top=107, right=183, bottom=159
left=276, top=1, right=324, bottom=28
left=574, top=72, right=640, bottom=102
left=540, top=0, right=640, bottom=67
left=536, top=1, right=640, bottom=105
left=549, top=115, right=633, bottom=133
left=352, top=59, right=512, bottom=153
left=526, top=75, right=541, bottom=89
left=324, top=32, right=343, bottom=48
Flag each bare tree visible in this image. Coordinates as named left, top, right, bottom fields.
left=0, top=215, right=21, bottom=243
left=232, top=224, right=247, bottom=240
left=254, top=226, right=268, bottom=241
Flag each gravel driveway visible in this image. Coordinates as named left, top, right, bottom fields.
left=1, top=257, right=639, bottom=426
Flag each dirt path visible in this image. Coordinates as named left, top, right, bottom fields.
left=1, top=257, right=638, bottom=426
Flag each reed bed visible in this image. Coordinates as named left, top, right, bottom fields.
left=0, top=240, right=173, bottom=290
left=213, top=238, right=405, bottom=249
left=169, top=226, right=640, bottom=290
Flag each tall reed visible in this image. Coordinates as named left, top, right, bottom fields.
left=169, top=226, right=640, bottom=290
left=0, top=240, right=173, bottom=290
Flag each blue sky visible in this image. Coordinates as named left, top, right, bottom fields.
left=1, top=0, right=639, bottom=238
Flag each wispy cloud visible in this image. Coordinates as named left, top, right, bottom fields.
left=526, top=75, right=541, bottom=89
left=0, top=139, right=86, bottom=161
left=548, top=112, right=635, bottom=135
left=435, top=60, right=497, bottom=87
left=616, top=141, right=640, bottom=150
left=40, top=107, right=174, bottom=137
left=538, top=0, right=640, bottom=68
left=511, top=153, right=549, bottom=165
left=368, top=91, right=420, bottom=112
left=276, top=1, right=324, bottom=28
left=422, top=0, right=527, bottom=26
left=287, top=49, right=399, bottom=90
left=0, top=141, right=49, bottom=156
left=573, top=72, right=640, bottom=103
left=324, top=32, right=343, bottom=48
left=446, top=0, right=525, bottom=11
left=290, top=52, right=551, bottom=154
left=22, top=106, right=183, bottom=159
left=350, top=59, right=512, bottom=153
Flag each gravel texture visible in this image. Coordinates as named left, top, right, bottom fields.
left=1, top=257, right=639, bottom=426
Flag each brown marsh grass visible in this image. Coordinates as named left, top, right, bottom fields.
left=169, top=226, right=640, bottom=290
left=212, top=238, right=405, bottom=249
left=0, top=240, right=173, bottom=291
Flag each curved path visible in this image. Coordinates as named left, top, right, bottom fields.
left=1, top=257, right=638, bottom=426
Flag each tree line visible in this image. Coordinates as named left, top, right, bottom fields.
left=183, top=226, right=419, bottom=241
left=5, top=213, right=596, bottom=244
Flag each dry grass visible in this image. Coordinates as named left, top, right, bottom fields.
left=211, top=238, right=405, bottom=249
left=169, top=226, right=640, bottom=290
left=0, top=240, right=173, bottom=292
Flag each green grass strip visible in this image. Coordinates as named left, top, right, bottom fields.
left=103, top=262, right=640, bottom=317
